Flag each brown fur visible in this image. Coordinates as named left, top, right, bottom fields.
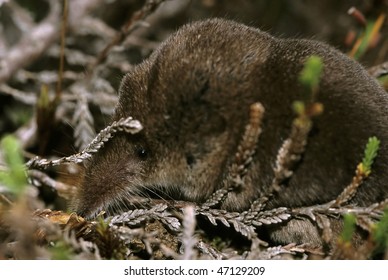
left=74, top=19, right=388, bottom=245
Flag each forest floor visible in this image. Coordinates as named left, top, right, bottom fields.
left=0, top=0, right=387, bottom=260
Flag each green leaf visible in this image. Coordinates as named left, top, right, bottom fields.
left=37, top=84, right=50, bottom=109
left=373, top=209, right=388, bottom=253
left=362, top=136, right=380, bottom=174
left=377, top=75, right=388, bottom=90
left=0, top=135, right=27, bottom=196
left=49, top=241, right=74, bottom=260
left=341, top=214, right=356, bottom=243
left=299, top=55, right=324, bottom=92
left=351, top=16, right=384, bottom=61
left=292, top=101, right=305, bottom=115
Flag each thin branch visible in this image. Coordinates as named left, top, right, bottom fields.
left=67, top=0, right=105, bottom=31
left=72, top=94, right=96, bottom=151
left=55, top=0, right=68, bottom=102
left=181, top=206, right=197, bottom=260
left=74, top=16, right=116, bottom=39
left=332, top=164, right=365, bottom=207
left=0, top=1, right=61, bottom=84
left=0, top=84, right=37, bottom=105
left=0, top=0, right=104, bottom=84
left=6, top=1, right=35, bottom=33
left=271, top=117, right=312, bottom=193
left=368, top=61, right=388, bottom=78
left=16, top=69, right=80, bottom=84
left=201, top=103, right=264, bottom=209
left=28, top=169, right=76, bottom=200
left=347, top=7, right=367, bottom=27
left=292, top=202, right=383, bottom=221
left=88, top=0, right=167, bottom=72
left=26, top=116, right=143, bottom=169
left=250, top=116, right=312, bottom=214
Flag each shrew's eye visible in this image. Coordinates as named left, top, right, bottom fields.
left=135, top=146, right=148, bottom=160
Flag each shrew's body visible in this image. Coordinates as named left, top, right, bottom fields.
left=75, top=19, right=388, bottom=245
